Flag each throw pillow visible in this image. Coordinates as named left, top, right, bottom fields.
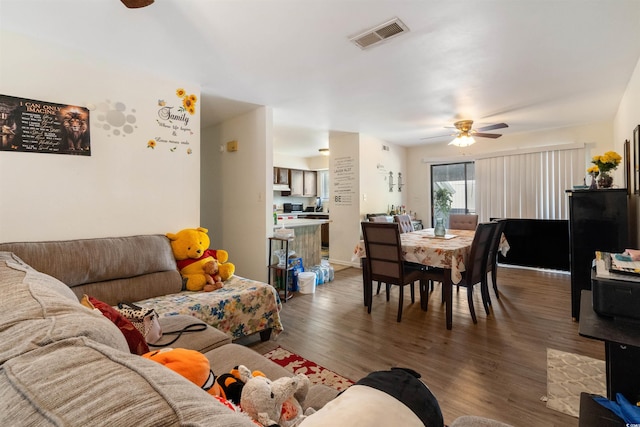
left=81, top=295, right=149, bottom=355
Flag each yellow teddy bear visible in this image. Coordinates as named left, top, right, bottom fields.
left=166, top=227, right=235, bottom=292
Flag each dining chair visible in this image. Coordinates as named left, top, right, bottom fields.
left=431, top=221, right=497, bottom=323
left=448, top=214, right=479, bottom=230
left=393, top=214, right=414, bottom=233
left=369, top=216, right=390, bottom=223
left=361, top=222, right=435, bottom=322
left=484, top=218, right=508, bottom=304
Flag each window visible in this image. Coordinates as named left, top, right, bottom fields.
left=431, top=162, right=475, bottom=227
left=318, top=170, right=330, bottom=202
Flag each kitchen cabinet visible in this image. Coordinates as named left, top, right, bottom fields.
left=566, top=189, right=629, bottom=320
left=288, top=169, right=304, bottom=196
left=303, top=171, right=316, bottom=197
left=273, top=167, right=289, bottom=185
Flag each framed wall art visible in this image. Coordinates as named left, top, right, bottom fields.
left=0, top=94, right=90, bottom=156
left=635, top=125, right=639, bottom=195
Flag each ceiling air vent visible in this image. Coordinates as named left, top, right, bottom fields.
left=350, top=18, right=409, bottom=50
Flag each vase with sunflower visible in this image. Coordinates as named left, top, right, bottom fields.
left=586, top=166, right=598, bottom=189
left=589, top=151, right=621, bottom=189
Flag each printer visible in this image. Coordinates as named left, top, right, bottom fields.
left=591, top=251, right=640, bottom=320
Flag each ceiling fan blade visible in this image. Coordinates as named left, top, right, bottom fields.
left=473, top=133, right=502, bottom=139
left=121, top=0, right=154, bottom=8
left=476, top=123, right=508, bottom=132
left=420, top=132, right=456, bottom=140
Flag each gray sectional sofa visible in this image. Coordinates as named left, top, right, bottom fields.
left=0, top=249, right=337, bottom=426
left=0, top=234, right=512, bottom=426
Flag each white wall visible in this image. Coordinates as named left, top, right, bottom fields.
left=358, top=134, right=407, bottom=217
left=0, top=31, right=200, bottom=242
left=613, top=55, right=640, bottom=246
left=201, top=107, right=273, bottom=282
left=326, top=132, right=361, bottom=266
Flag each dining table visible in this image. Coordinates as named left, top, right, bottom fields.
left=352, top=227, right=510, bottom=330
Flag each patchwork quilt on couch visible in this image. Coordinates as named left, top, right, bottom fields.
left=135, top=275, right=284, bottom=339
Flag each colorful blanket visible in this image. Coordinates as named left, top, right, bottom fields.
left=135, top=275, right=283, bottom=340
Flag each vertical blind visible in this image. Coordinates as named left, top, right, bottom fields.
left=475, top=145, right=586, bottom=221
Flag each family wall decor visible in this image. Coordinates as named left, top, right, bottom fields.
left=0, top=94, right=90, bottom=155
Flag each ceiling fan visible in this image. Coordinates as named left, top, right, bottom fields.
left=422, top=120, right=509, bottom=147
left=121, top=0, right=154, bottom=8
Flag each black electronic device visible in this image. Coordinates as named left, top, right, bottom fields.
left=592, top=252, right=640, bottom=321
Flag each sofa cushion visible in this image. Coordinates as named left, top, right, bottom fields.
left=0, top=337, right=258, bottom=427
left=0, top=252, right=129, bottom=363
left=154, top=315, right=232, bottom=353
left=81, top=295, right=150, bottom=355
left=0, top=235, right=183, bottom=305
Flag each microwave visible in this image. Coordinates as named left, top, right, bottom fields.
left=283, top=203, right=303, bottom=213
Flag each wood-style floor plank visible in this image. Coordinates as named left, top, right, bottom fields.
left=242, top=265, right=603, bottom=427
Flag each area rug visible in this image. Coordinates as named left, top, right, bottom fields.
left=544, top=348, right=606, bottom=418
left=263, top=346, right=354, bottom=391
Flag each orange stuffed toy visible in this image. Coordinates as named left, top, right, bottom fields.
left=143, top=348, right=258, bottom=424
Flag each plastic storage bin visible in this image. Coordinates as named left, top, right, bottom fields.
left=298, top=272, right=317, bottom=294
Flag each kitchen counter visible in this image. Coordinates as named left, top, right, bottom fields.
left=274, top=218, right=329, bottom=228
left=271, top=218, right=329, bottom=267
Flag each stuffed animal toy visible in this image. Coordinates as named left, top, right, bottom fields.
left=143, top=348, right=216, bottom=392
left=211, top=365, right=267, bottom=406
left=143, top=348, right=255, bottom=422
left=237, top=365, right=314, bottom=427
left=166, top=227, right=235, bottom=292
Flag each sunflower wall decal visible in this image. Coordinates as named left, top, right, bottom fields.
left=147, top=87, right=198, bottom=153
left=176, top=88, right=197, bottom=115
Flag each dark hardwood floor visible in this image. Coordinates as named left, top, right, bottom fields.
left=243, top=265, right=603, bottom=427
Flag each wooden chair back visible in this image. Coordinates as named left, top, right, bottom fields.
left=449, top=214, right=479, bottom=230
left=361, top=222, right=404, bottom=284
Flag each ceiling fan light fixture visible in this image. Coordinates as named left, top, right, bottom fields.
left=449, top=134, right=476, bottom=147
left=319, top=148, right=330, bottom=156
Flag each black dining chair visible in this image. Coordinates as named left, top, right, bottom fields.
left=484, top=218, right=508, bottom=304
left=431, top=221, right=497, bottom=323
left=361, top=222, right=436, bottom=322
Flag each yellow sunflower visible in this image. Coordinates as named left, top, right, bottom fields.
left=176, top=88, right=186, bottom=98
left=188, top=94, right=198, bottom=103
left=147, top=140, right=156, bottom=149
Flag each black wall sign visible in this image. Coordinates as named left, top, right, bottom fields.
left=0, top=94, right=90, bottom=155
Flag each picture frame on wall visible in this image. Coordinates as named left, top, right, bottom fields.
left=635, top=125, right=640, bottom=195
left=625, top=139, right=630, bottom=195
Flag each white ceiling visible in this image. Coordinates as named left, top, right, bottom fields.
left=2, top=0, right=640, bottom=158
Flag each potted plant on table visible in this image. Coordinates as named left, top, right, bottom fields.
left=433, top=187, right=453, bottom=237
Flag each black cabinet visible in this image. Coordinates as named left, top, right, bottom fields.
left=567, top=189, right=629, bottom=319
